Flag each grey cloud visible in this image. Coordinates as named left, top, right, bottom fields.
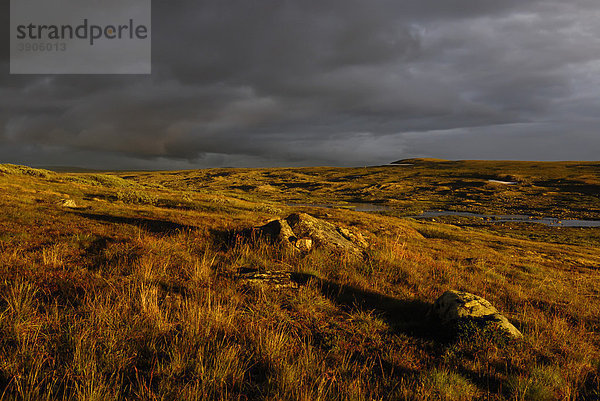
left=2, top=0, right=600, bottom=168
left=402, top=122, right=600, bottom=161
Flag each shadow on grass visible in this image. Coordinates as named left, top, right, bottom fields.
left=209, top=227, right=272, bottom=252
left=210, top=228, right=242, bottom=250
left=291, top=272, right=438, bottom=341
left=72, top=212, right=197, bottom=235
left=538, top=179, right=600, bottom=197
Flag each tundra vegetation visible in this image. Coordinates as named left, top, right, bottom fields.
left=0, top=159, right=598, bottom=400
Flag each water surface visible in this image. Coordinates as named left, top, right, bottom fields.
left=408, top=211, right=600, bottom=227
left=288, top=202, right=600, bottom=227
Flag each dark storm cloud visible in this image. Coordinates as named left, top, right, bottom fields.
left=2, top=0, right=600, bottom=168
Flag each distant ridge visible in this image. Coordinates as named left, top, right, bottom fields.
left=34, top=166, right=159, bottom=173
left=391, top=158, right=450, bottom=164
left=34, top=166, right=111, bottom=173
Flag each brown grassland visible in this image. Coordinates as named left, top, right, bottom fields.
left=0, top=159, right=599, bottom=400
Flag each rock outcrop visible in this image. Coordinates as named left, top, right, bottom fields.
left=250, top=213, right=368, bottom=257
left=60, top=199, right=79, bottom=208
left=432, top=290, right=523, bottom=339
left=235, top=268, right=299, bottom=289
left=257, top=218, right=297, bottom=249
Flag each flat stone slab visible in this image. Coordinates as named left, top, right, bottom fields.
left=235, top=268, right=299, bottom=289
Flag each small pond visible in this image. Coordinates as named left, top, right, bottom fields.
left=407, top=211, right=600, bottom=228
left=287, top=202, right=600, bottom=227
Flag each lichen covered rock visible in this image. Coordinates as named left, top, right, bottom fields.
left=433, top=290, right=523, bottom=339
left=235, top=268, right=299, bottom=289
left=251, top=213, right=368, bottom=257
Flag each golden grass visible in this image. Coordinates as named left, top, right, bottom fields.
left=0, top=161, right=598, bottom=400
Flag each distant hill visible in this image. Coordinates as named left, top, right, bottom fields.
left=35, top=166, right=158, bottom=173
left=391, top=158, right=450, bottom=164
left=34, top=165, right=111, bottom=173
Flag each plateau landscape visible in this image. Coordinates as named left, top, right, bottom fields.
left=3, top=0, right=600, bottom=399
left=0, top=159, right=598, bottom=400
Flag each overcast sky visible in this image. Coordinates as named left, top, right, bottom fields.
left=2, top=0, right=600, bottom=169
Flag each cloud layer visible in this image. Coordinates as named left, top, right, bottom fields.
left=2, top=0, right=600, bottom=168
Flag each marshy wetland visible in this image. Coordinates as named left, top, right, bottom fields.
left=0, top=159, right=599, bottom=400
